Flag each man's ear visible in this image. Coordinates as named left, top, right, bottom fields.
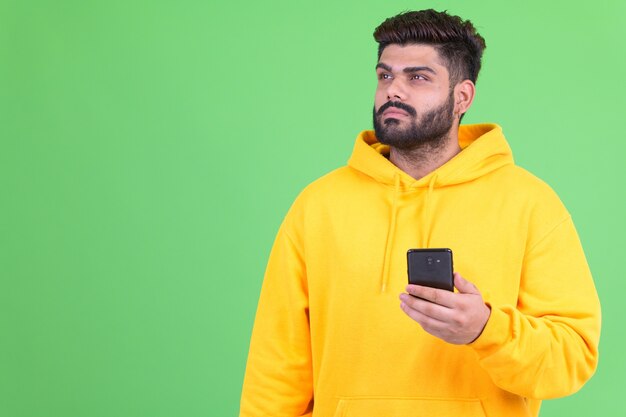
left=454, top=79, right=476, bottom=118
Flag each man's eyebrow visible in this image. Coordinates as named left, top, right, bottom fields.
left=403, top=66, right=437, bottom=74
left=375, top=63, right=437, bottom=75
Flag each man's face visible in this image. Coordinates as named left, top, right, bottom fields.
left=373, top=44, right=456, bottom=150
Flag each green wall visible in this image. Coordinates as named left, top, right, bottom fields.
left=1, top=0, right=624, bottom=416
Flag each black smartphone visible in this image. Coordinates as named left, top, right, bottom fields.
left=407, top=248, right=454, bottom=291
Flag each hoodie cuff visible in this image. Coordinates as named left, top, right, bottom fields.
left=468, top=304, right=511, bottom=355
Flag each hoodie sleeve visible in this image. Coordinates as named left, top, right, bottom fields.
left=469, top=215, right=601, bottom=399
left=239, top=218, right=314, bottom=416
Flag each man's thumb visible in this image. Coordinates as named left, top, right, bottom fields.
left=454, top=272, right=479, bottom=294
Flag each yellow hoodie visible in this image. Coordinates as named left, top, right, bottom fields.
left=240, top=124, right=601, bottom=417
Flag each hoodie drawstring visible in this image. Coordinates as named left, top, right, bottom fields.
left=421, top=173, right=438, bottom=248
left=380, top=172, right=438, bottom=292
left=380, top=173, right=400, bottom=292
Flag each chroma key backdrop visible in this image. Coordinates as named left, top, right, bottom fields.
left=1, top=1, right=624, bottom=416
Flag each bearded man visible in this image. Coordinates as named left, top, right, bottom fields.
left=239, top=9, right=601, bottom=417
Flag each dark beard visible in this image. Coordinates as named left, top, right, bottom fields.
left=373, top=91, right=455, bottom=151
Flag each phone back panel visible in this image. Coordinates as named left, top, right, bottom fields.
left=407, top=248, right=454, bottom=291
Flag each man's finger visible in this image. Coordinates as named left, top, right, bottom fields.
left=405, top=284, right=455, bottom=308
left=400, top=301, right=448, bottom=330
left=400, top=293, right=453, bottom=321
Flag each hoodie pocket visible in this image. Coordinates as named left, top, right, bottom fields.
left=332, top=396, right=487, bottom=417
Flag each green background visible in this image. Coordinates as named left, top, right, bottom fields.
left=1, top=0, right=624, bottom=416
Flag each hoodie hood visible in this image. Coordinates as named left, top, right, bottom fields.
left=348, top=123, right=514, bottom=189
left=347, top=123, right=514, bottom=291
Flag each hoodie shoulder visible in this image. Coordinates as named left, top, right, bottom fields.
left=495, top=164, right=572, bottom=227
left=298, top=166, right=363, bottom=201
left=280, top=166, right=360, bottom=236
left=499, top=165, right=565, bottom=200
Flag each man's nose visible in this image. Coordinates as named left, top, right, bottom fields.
left=386, top=79, right=407, bottom=101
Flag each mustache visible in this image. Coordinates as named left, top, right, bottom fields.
left=376, top=101, right=417, bottom=117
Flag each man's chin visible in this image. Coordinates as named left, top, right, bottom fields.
left=377, top=122, right=404, bottom=138
left=375, top=131, right=415, bottom=148
left=378, top=123, right=409, bottom=136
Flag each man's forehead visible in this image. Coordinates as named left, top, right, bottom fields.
left=377, top=44, right=445, bottom=72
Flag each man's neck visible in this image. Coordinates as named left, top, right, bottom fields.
left=388, top=133, right=462, bottom=181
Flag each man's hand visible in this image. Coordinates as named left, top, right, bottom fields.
left=399, top=272, right=491, bottom=345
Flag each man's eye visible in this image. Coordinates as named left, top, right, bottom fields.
left=411, top=74, right=427, bottom=81
left=378, top=73, right=392, bottom=80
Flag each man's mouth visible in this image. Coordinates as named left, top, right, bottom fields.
left=383, top=109, right=409, bottom=119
